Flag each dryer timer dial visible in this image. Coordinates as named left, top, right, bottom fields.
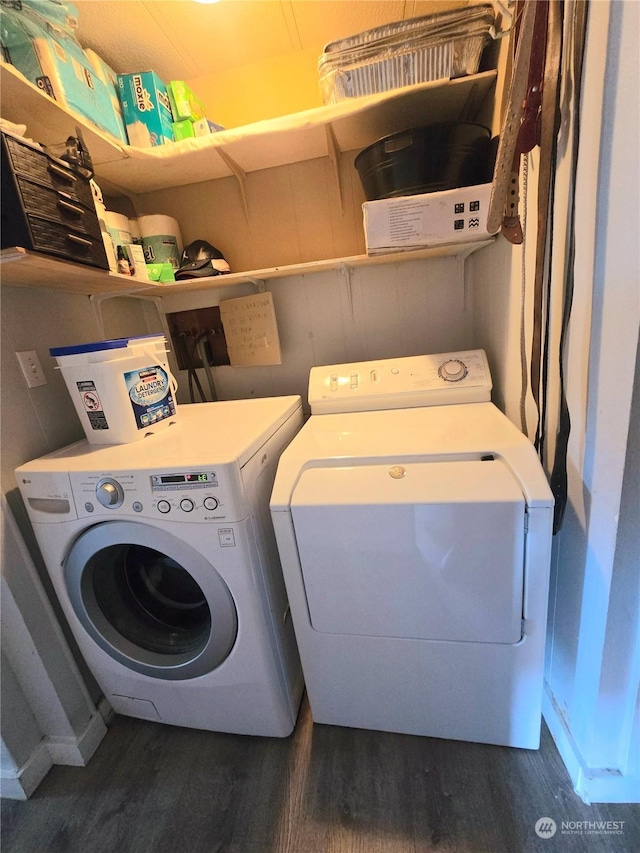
left=95, top=478, right=124, bottom=508
left=438, top=359, right=468, bottom=382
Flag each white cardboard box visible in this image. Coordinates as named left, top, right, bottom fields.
left=362, top=183, right=497, bottom=255
left=124, top=243, right=149, bottom=279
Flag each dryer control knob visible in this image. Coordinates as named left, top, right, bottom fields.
left=157, top=500, right=171, bottom=514
left=439, top=359, right=468, bottom=382
left=95, top=478, right=124, bottom=508
left=204, top=496, right=219, bottom=511
left=180, top=498, right=195, bottom=513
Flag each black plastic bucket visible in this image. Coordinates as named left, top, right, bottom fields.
left=355, top=122, right=494, bottom=201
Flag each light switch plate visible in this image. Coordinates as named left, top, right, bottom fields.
left=16, top=350, right=47, bottom=388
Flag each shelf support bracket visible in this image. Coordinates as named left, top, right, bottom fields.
left=89, top=293, right=109, bottom=339
left=325, top=123, right=344, bottom=215
left=216, top=147, right=250, bottom=224
left=89, top=292, right=170, bottom=342
left=247, top=277, right=266, bottom=293
left=457, top=254, right=469, bottom=312
left=339, top=262, right=355, bottom=322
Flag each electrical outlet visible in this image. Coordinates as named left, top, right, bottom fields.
left=16, top=350, right=47, bottom=388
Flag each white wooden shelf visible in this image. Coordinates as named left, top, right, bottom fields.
left=1, top=241, right=495, bottom=298
left=0, top=60, right=498, bottom=298
left=144, top=241, right=496, bottom=295
left=0, top=60, right=496, bottom=195
left=0, top=248, right=152, bottom=295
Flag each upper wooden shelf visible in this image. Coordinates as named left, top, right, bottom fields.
left=1, top=241, right=495, bottom=298
left=0, top=61, right=497, bottom=195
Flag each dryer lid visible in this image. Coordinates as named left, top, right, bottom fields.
left=271, top=403, right=554, bottom=510
left=291, top=456, right=524, bottom=507
left=290, top=458, right=526, bottom=645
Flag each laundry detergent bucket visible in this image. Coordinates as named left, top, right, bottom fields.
left=50, top=335, right=178, bottom=445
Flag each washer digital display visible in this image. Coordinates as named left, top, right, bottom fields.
left=151, top=472, right=218, bottom=490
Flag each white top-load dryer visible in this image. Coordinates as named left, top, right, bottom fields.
left=270, top=351, right=554, bottom=748
left=16, top=397, right=304, bottom=737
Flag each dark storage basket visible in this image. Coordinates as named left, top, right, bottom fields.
left=0, top=132, right=109, bottom=270
left=354, top=122, right=493, bottom=201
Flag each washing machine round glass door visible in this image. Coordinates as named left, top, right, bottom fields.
left=65, top=521, right=237, bottom=680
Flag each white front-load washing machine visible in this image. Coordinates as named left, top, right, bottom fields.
left=270, top=351, right=554, bottom=748
left=16, top=397, right=304, bottom=736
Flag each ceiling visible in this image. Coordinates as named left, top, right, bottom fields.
left=73, top=0, right=475, bottom=83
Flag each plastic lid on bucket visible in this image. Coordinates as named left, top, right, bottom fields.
left=50, top=334, right=163, bottom=358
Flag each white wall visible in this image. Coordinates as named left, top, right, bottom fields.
left=163, top=255, right=480, bottom=410
left=1, top=652, right=43, bottom=777
left=467, top=182, right=539, bottom=428
left=541, top=0, right=639, bottom=803
left=1, top=284, right=164, bottom=548
left=1, top=500, right=108, bottom=799
left=0, top=286, right=164, bottom=797
left=464, top=0, right=639, bottom=804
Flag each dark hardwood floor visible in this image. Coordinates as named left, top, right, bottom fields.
left=2, top=697, right=638, bottom=853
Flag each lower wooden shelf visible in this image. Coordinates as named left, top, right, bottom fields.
left=0, top=247, right=151, bottom=295
left=1, top=240, right=495, bottom=298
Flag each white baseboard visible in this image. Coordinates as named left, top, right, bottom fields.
left=1, top=708, right=109, bottom=801
left=1, top=740, right=52, bottom=801
left=97, top=694, right=115, bottom=725
left=45, top=707, right=107, bottom=766
left=543, top=683, right=640, bottom=804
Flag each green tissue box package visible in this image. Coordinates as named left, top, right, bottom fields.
left=167, top=80, right=206, bottom=122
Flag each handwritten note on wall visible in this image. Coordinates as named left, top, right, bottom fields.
left=219, top=291, right=282, bottom=366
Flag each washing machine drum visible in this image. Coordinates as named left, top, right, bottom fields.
left=65, top=521, right=238, bottom=680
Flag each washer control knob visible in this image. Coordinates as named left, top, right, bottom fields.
left=439, top=359, right=468, bottom=382
left=204, top=496, right=219, bottom=511
left=180, top=498, right=195, bottom=513
left=95, top=478, right=124, bottom=508
left=157, top=500, right=171, bottom=514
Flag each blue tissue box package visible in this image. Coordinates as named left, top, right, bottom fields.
left=117, top=71, right=174, bottom=147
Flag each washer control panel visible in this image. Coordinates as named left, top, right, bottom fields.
left=68, top=468, right=241, bottom=522
left=149, top=471, right=222, bottom=517
left=309, top=350, right=492, bottom=414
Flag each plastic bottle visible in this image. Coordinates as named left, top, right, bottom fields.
left=116, top=246, right=132, bottom=276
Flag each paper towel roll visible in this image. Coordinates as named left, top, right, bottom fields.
left=128, top=218, right=142, bottom=244
left=138, top=215, right=183, bottom=270
left=104, top=210, right=133, bottom=247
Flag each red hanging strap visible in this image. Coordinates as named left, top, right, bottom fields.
left=502, top=0, right=551, bottom=245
